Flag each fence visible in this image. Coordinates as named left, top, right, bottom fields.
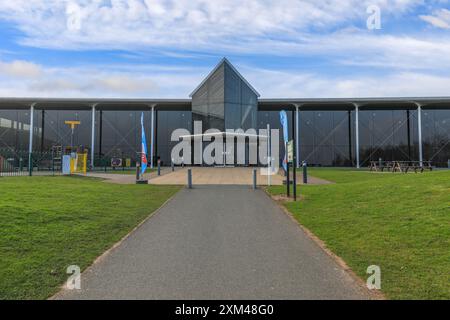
left=91, top=156, right=138, bottom=173
left=0, top=154, right=28, bottom=176
left=0, top=149, right=62, bottom=177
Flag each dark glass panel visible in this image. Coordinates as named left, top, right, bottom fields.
left=359, top=110, right=417, bottom=165
left=37, top=110, right=93, bottom=152
left=0, top=109, right=33, bottom=155
left=257, top=110, right=293, bottom=167
left=156, top=110, right=192, bottom=165
left=299, top=111, right=352, bottom=166
left=423, top=109, right=450, bottom=167
left=101, top=111, right=150, bottom=162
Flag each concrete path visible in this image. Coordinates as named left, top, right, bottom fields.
left=86, top=167, right=331, bottom=186
left=149, top=167, right=331, bottom=185
left=85, top=167, right=173, bottom=184
left=54, top=185, right=368, bottom=300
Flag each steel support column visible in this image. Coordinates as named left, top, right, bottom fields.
left=294, top=104, right=300, bottom=168
left=354, top=104, right=360, bottom=169
left=150, top=105, right=156, bottom=169
left=28, top=103, right=36, bottom=174
left=90, top=104, right=97, bottom=169
left=416, top=103, right=423, bottom=167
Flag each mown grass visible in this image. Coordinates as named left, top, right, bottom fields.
left=0, top=176, right=181, bottom=299
left=268, top=169, right=450, bottom=300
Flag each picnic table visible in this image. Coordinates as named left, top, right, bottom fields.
left=369, top=160, right=433, bottom=173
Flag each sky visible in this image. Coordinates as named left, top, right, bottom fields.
left=0, top=0, right=449, bottom=99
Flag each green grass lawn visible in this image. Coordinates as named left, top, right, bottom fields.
left=268, top=169, right=450, bottom=300
left=0, top=176, right=181, bottom=300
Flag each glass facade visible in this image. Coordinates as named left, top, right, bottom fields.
left=1, top=106, right=449, bottom=168
left=258, top=110, right=294, bottom=166
left=192, top=60, right=258, bottom=132
left=35, top=110, right=94, bottom=152
left=224, top=63, right=258, bottom=130
left=1, top=62, right=449, bottom=169
left=422, top=109, right=450, bottom=167
left=99, top=110, right=151, bottom=164
left=157, top=110, right=192, bottom=165
left=0, top=109, right=38, bottom=170
left=359, top=110, right=419, bottom=166
left=0, top=109, right=34, bottom=154
left=190, top=60, right=259, bottom=165
left=300, top=111, right=354, bottom=166
left=191, top=62, right=225, bottom=131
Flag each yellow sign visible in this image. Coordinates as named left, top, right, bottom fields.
left=70, top=152, right=88, bottom=175
left=65, top=120, right=81, bottom=129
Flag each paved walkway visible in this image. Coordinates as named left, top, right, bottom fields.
left=54, top=185, right=369, bottom=300
left=87, top=167, right=331, bottom=186
left=85, top=167, right=173, bottom=184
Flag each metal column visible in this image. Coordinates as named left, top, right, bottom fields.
left=417, top=103, right=423, bottom=167
left=294, top=104, right=300, bottom=168
left=28, top=103, right=35, bottom=175
left=354, top=104, right=360, bottom=169
left=150, top=105, right=155, bottom=169
left=90, top=104, right=97, bottom=169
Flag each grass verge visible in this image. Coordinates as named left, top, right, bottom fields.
left=0, top=176, right=181, bottom=299
left=268, top=169, right=450, bottom=300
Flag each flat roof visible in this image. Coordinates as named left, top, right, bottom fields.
left=0, top=98, right=192, bottom=111
left=0, top=97, right=449, bottom=111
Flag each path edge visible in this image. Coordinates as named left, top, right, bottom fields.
left=263, top=188, right=386, bottom=300
left=48, top=186, right=183, bottom=300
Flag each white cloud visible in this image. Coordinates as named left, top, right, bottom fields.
left=1, top=59, right=450, bottom=99
left=1, top=0, right=449, bottom=73
left=0, top=60, right=42, bottom=78
left=0, top=0, right=424, bottom=51
left=420, top=9, right=450, bottom=29
left=248, top=68, right=450, bottom=98
left=0, top=1, right=449, bottom=99
left=0, top=59, right=204, bottom=98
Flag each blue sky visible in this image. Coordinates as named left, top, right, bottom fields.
left=0, top=0, right=449, bottom=98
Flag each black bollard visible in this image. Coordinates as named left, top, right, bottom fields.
left=286, top=162, right=290, bottom=197
left=187, top=169, right=192, bottom=189
left=303, top=161, right=308, bottom=184
left=171, top=159, right=175, bottom=172
left=136, top=164, right=140, bottom=181
left=253, top=169, right=257, bottom=190
left=293, top=161, right=297, bottom=201
left=157, top=160, right=161, bottom=176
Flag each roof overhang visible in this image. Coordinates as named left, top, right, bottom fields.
left=1, top=97, right=450, bottom=111
left=258, top=97, right=450, bottom=111
left=0, top=98, right=192, bottom=111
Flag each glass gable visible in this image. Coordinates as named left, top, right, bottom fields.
left=191, top=59, right=259, bottom=132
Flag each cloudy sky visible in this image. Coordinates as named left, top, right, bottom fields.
left=0, top=0, right=449, bottom=98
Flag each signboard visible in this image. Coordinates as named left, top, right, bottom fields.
left=287, top=140, right=294, bottom=163
left=125, top=158, right=131, bottom=167
left=62, top=155, right=71, bottom=175
left=111, top=158, right=123, bottom=167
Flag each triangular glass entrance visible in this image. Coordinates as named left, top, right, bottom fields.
left=191, top=58, right=260, bottom=132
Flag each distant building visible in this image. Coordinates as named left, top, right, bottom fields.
left=0, top=58, right=449, bottom=169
